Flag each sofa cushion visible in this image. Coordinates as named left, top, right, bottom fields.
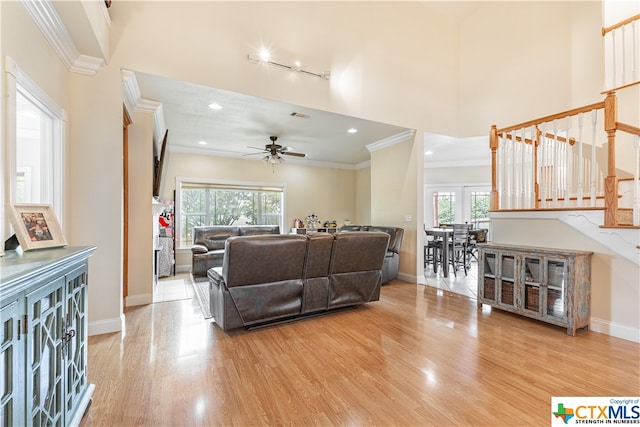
left=239, top=225, right=280, bottom=236
left=223, top=235, right=307, bottom=287
left=194, top=226, right=240, bottom=250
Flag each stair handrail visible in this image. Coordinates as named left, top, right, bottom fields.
left=491, top=91, right=639, bottom=227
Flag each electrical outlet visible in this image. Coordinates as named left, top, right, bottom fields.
left=404, top=215, right=412, bottom=222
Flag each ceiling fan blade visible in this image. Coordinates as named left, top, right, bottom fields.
left=247, top=146, right=268, bottom=151
left=242, top=152, right=267, bottom=157
left=282, top=151, right=306, bottom=158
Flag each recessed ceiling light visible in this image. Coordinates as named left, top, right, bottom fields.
left=198, top=141, right=208, bottom=145
left=425, top=150, right=434, bottom=155
left=208, top=103, right=222, bottom=110
left=347, top=128, right=358, bottom=134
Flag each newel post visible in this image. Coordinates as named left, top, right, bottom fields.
left=604, top=91, right=618, bottom=226
left=490, top=125, right=499, bottom=211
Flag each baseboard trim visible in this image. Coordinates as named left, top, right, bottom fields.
left=396, top=272, right=417, bottom=284
left=175, top=265, right=191, bottom=274
left=88, top=314, right=124, bottom=336
left=590, top=317, right=640, bottom=343
left=125, top=293, right=152, bottom=307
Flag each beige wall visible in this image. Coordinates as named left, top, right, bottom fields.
left=165, top=152, right=357, bottom=270
left=354, top=166, right=371, bottom=225
left=458, top=1, right=600, bottom=137
left=370, top=133, right=421, bottom=282
left=424, top=165, right=491, bottom=186
left=126, top=111, right=155, bottom=305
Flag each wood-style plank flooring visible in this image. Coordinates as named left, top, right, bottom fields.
left=80, top=281, right=639, bottom=426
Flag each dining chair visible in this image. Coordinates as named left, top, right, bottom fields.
left=424, top=230, right=442, bottom=269
left=448, top=224, right=469, bottom=276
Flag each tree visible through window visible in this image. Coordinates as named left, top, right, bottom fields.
left=179, top=184, right=283, bottom=247
left=470, top=191, right=490, bottom=228
left=433, top=192, right=455, bottom=226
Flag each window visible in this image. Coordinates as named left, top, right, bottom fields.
left=470, top=191, right=490, bottom=228
left=177, top=179, right=284, bottom=247
left=6, top=57, right=64, bottom=224
left=433, top=191, right=455, bottom=226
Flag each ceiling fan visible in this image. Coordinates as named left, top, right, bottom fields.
left=245, top=136, right=306, bottom=168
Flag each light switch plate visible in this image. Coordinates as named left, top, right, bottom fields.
left=404, top=215, right=412, bottom=222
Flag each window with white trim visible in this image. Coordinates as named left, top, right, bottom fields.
left=176, top=179, right=284, bottom=248
left=6, top=58, right=65, bottom=225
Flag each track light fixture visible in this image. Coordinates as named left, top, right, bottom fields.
left=248, top=53, right=330, bottom=80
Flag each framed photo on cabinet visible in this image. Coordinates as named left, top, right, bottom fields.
left=9, top=203, right=67, bottom=251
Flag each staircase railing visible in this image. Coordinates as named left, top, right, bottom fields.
left=490, top=13, right=640, bottom=228
left=490, top=91, right=640, bottom=227
left=602, top=13, right=640, bottom=92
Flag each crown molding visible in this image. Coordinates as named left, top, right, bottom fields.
left=122, top=69, right=163, bottom=113
left=20, top=0, right=105, bottom=76
left=366, top=129, right=415, bottom=153
left=170, top=145, right=359, bottom=170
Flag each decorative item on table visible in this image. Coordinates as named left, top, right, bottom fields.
left=293, top=218, right=303, bottom=228
left=8, top=203, right=67, bottom=251
left=330, top=219, right=337, bottom=228
left=305, top=213, right=319, bottom=230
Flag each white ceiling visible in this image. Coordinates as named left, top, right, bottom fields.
left=133, top=71, right=490, bottom=169
left=134, top=71, right=411, bottom=168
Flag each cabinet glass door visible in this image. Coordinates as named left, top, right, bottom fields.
left=26, top=278, right=65, bottom=427
left=524, top=257, right=542, bottom=313
left=482, top=252, right=497, bottom=301
left=498, top=255, right=515, bottom=307
left=545, top=260, right=567, bottom=320
left=1, top=300, right=23, bottom=427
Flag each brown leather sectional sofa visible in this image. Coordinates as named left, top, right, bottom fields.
left=207, top=231, right=390, bottom=330
left=191, top=225, right=280, bottom=277
left=338, top=225, right=404, bottom=284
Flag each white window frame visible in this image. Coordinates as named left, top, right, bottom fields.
left=175, top=176, right=286, bottom=250
left=425, top=183, right=491, bottom=227
left=5, top=57, right=65, bottom=227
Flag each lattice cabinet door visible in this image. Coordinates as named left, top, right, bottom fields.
left=0, top=299, right=25, bottom=427
left=25, top=277, right=66, bottom=427
left=64, top=264, right=90, bottom=424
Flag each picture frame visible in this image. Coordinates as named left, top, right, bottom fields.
left=8, top=203, right=67, bottom=251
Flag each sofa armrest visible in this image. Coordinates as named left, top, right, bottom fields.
left=191, top=244, right=209, bottom=254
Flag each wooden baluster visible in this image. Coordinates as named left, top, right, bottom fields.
left=611, top=30, right=617, bottom=88
left=519, top=127, right=526, bottom=209
left=540, top=122, right=547, bottom=208
left=564, top=117, right=573, bottom=207
left=577, top=113, right=584, bottom=207
left=552, top=119, right=559, bottom=206
left=533, top=125, right=539, bottom=209
left=490, top=125, right=499, bottom=211
left=590, top=109, right=598, bottom=207
left=633, top=135, right=639, bottom=226
left=634, top=21, right=639, bottom=83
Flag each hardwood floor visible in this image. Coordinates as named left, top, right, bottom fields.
left=81, top=281, right=639, bottom=427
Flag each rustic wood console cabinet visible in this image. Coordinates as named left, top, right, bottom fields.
left=1, top=246, right=96, bottom=426
left=477, top=243, right=592, bottom=336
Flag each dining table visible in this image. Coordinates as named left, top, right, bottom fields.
left=425, top=227, right=488, bottom=278
left=425, top=228, right=454, bottom=277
